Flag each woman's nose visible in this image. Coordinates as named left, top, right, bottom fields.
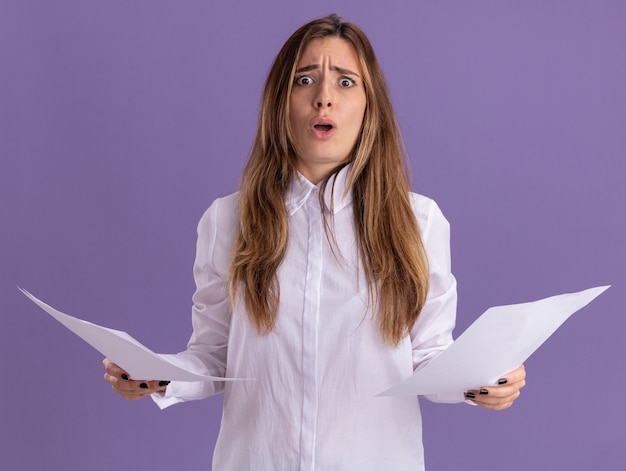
left=314, top=81, right=332, bottom=109
left=316, top=99, right=332, bottom=109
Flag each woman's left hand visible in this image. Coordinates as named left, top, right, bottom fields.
left=464, top=364, right=526, bottom=410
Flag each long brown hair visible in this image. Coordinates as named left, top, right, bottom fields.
left=229, top=14, right=429, bottom=346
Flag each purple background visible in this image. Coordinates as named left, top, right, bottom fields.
left=2, top=1, right=624, bottom=469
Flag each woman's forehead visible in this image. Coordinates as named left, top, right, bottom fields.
left=296, top=37, right=362, bottom=73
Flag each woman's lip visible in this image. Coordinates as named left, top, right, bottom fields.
left=309, top=117, right=337, bottom=139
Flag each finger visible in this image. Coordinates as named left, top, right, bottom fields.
left=103, top=371, right=134, bottom=393
left=473, top=393, right=520, bottom=410
left=469, top=386, right=521, bottom=407
left=133, top=380, right=169, bottom=393
left=106, top=377, right=161, bottom=400
left=465, top=381, right=525, bottom=401
left=465, top=375, right=526, bottom=410
left=468, top=364, right=527, bottom=399
left=496, top=364, right=526, bottom=385
left=477, top=378, right=526, bottom=398
left=102, top=358, right=131, bottom=381
left=105, top=374, right=169, bottom=395
left=102, top=358, right=170, bottom=400
left=463, top=371, right=527, bottom=410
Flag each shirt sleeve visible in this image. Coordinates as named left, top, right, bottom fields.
left=409, top=196, right=465, bottom=404
left=152, top=198, right=233, bottom=409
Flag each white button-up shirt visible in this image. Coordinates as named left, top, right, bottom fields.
left=153, top=166, right=461, bottom=470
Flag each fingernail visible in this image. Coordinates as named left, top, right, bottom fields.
left=140, top=383, right=149, bottom=389
left=158, top=381, right=170, bottom=387
left=465, top=392, right=475, bottom=399
left=498, top=378, right=508, bottom=385
left=479, top=389, right=489, bottom=395
left=121, top=374, right=129, bottom=381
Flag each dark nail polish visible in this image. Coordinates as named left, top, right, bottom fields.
left=158, top=381, right=170, bottom=387
left=479, top=389, right=489, bottom=395
left=121, top=374, right=129, bottom=381
left=498, top=378, right=508, bottom=385
left=465, top=392, right=475, bottom=399
left=140, top=383, right=149, bottom=389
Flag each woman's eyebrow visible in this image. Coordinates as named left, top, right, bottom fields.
left=295, top=64, right=360, bottom=77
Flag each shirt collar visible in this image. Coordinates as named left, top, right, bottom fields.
left=285, top=165, right=354, bottom=216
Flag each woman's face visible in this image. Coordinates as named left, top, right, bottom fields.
left=289, top=37, right=367, bottom=184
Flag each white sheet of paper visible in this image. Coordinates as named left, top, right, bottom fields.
left=20, top=288, right=248, bottom=382
left=380, top=285, right=609, bottom=396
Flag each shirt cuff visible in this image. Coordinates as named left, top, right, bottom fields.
left=150, top=379, right=221, bottom=410
left=420, top=390, right=467, bottom=404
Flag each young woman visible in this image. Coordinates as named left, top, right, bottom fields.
left=103, top=14, right=525, bottom=470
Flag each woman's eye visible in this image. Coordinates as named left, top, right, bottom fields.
left=340, top=78, right=356, bottom=87
left=295, top=75, right=313, bottom=86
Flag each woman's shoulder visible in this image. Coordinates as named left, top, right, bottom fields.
left=408, top=192, right=450, bottom=239
left=197, top=191, right=241, bottom=237
left=201, top=191, right=240, bottom=217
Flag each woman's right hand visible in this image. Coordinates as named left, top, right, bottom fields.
left=102, top=358, right=169, bottom=400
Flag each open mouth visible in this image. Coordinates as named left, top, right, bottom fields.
left=314, top=124, right=333, bottom=132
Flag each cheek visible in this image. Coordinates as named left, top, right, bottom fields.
left=348, top=95, right=366, bottom=128
left=348, top=105, right=366, bottom=133
left=290, top=92, right=308, bottom=117
left=289, top=109, right=307, bottom=138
